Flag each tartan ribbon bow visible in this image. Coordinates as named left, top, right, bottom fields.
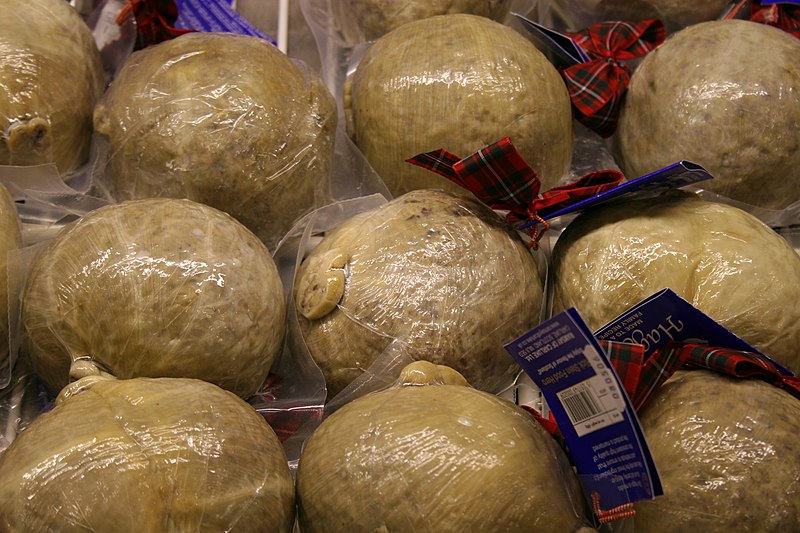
left=749, top=1, right=800, bottom=39
left=406, top=137, right=623, bottom=247
left=604, top=340, right=800, bottom=409
left=561, top=19, right=666, bottom=137
left=117, top=0, right=194, bottom=50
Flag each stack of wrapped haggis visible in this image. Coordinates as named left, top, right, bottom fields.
left=0, top=0, right=798, bottom=531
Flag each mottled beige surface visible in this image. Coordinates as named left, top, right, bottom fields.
left=0, top=0, right=104, bottom=173
left=335, top=0, right=512, bottom=40
left=551, top=191, right=800, bottom=373
left=297, top=364, right=588, bottom=532
left=0, top=377, right=295, bottom=532
left=346, top=14, right=573, bottom=197
left=0, top=185, right=21, bottom=369
left=22, top=198, right=285, bottom=398
left=94, top=32, right=337, bottom=249
left=617, top=20, right=800, bottom=209
left=549, top=0, right=729, bottom=33
left=295, top=189, right=544, bottom=397
left=635, top=370, right=800, bottom=532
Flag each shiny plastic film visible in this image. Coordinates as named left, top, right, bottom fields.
left=296, top=361, right=593, bottom=533
left=550, top=190, right=800, bottom=373
left=616, top=20, right=800, bottom=211
left=633, top=370, right=800, bottom=531
left=332, top=0, right=514, bottom=42
left=0, top=0, right=105, bottom=174
left=344, top=13, right=574, bottom=197
left=0, top=375, right=296, bottom=532
left=541, top=0, right=730, bottom=33
left=294, top=189, right=545, bottom=398
left=93, top=31, right=338, bottom=250
left=21, top=198, right=286, bottom=398
left=0, top=184, right=22, bottom=386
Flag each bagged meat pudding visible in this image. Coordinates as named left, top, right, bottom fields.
left=617, top=20, right=800, bottom=210
left=94, top=32, right=337, bottom=249
left=0, top=0, right=104, bottom=173
left=345, top=14, right=573, bottom=197
left=551, top=191, right=800, bottom=373
left=22, top=198, right=285, bottom=398
left=0, top=375, right=295, bottom=532
left=297, top=361, right=591, bottom=533
left=294, top=189, right=545, bottom=397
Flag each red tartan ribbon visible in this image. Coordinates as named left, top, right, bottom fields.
left=750, top=1, right=800, bottom=39
left=406, top=137, right=623, bottom=248
left=561, top=20, right=665, bottom=137
left=116, top=0, right=194, bottom=50
left=679, top=342, right=800, bottom=399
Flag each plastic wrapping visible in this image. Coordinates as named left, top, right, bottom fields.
left=540, top=0, right=730, bottom=33
left=21, top=198, right=286, bottom=398
left=616, top=20, right=800, bottom=211
left=296, top=361, right=592, bottom=533
left=294, top=189, right=545, bottom=398
left=0, top=375, right=295, bottom=532
left=344, top=13, right=574, bottom=197
left=550, top=190, right=800, bottom=374
left=0, top=0, right=105, bottom=174
left=0, top=184, right=22, bottom=388
left=633, top=370, right=800, bottom=531
left=92, top=31, right=338, bottom=251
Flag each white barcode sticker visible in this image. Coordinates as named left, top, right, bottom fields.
left=557, top=374, right=625, bottom=437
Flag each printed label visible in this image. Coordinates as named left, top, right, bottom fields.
left=175, top=0, right=276, bottom=43
left=594, top=289, right=794, bottom=375
left=505, top=309, right=662, bottom=510
left=518, top=161, right=713, bottom=229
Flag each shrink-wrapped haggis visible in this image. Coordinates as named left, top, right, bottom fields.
left=617, top=20, right=800, bottom=210
left=0, top=376, right=295, bottom=532
left=550, top=191, right=800, bottom=373
left=297, top=361, right=590, bottom=533
left=22, top=198, right=285, bottom=398
left=0, top=0, right=104, bottom=173
left=93, top=32, right=337, bottom=249
left=345, top=14, right=573, bottom=197
left=634, top=370, right=800, bottom=532
left=334, top=0, right=512, bottom=41
left=294, top=189, right=544, bottom=397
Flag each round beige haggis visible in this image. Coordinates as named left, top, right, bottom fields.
left=0, top=376, right=295, bottom=532
left=297, top=362, right=589, bottom=533
left=23, top=198, right=285, bottom=398
left=94, top=32, right=337, bottom=249
left=0, top=0, right=104, bottom=173
left=617, top=20, right=800, bottom=209
left=551, top=191, right=800, bottom=373
left=346, top=13, right=573, bottom=197
left=295, top=189, right=544, bottom=397
left=634, top=370, right=800, bottom=532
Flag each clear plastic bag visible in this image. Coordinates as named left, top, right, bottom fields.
left=550, top=190, right=800, bottom=374
left=292, top=188, right=547, bottom=400
left=0, top=374, right=296, bottom=531
left=632, top=370, right=800, bottom=531
left=615, top=19, right=800, bottom=212
left=92, top=31, right=338, bottom=251
left=296, top=361, right=594, bottom=532
left=0, top=0, right=105, bottom=175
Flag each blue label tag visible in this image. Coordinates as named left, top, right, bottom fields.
left=175, top=0, right=276, bottom=43
left=505, top=309, right=663, bottom=512
left=594, top=288, right=794, bottom=376
left=518, top=161, right=713, bottom=229
left=512, top=13, right=590, bottom=68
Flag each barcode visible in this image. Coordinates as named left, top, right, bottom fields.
left=561, top=387, right=602, bottom=424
